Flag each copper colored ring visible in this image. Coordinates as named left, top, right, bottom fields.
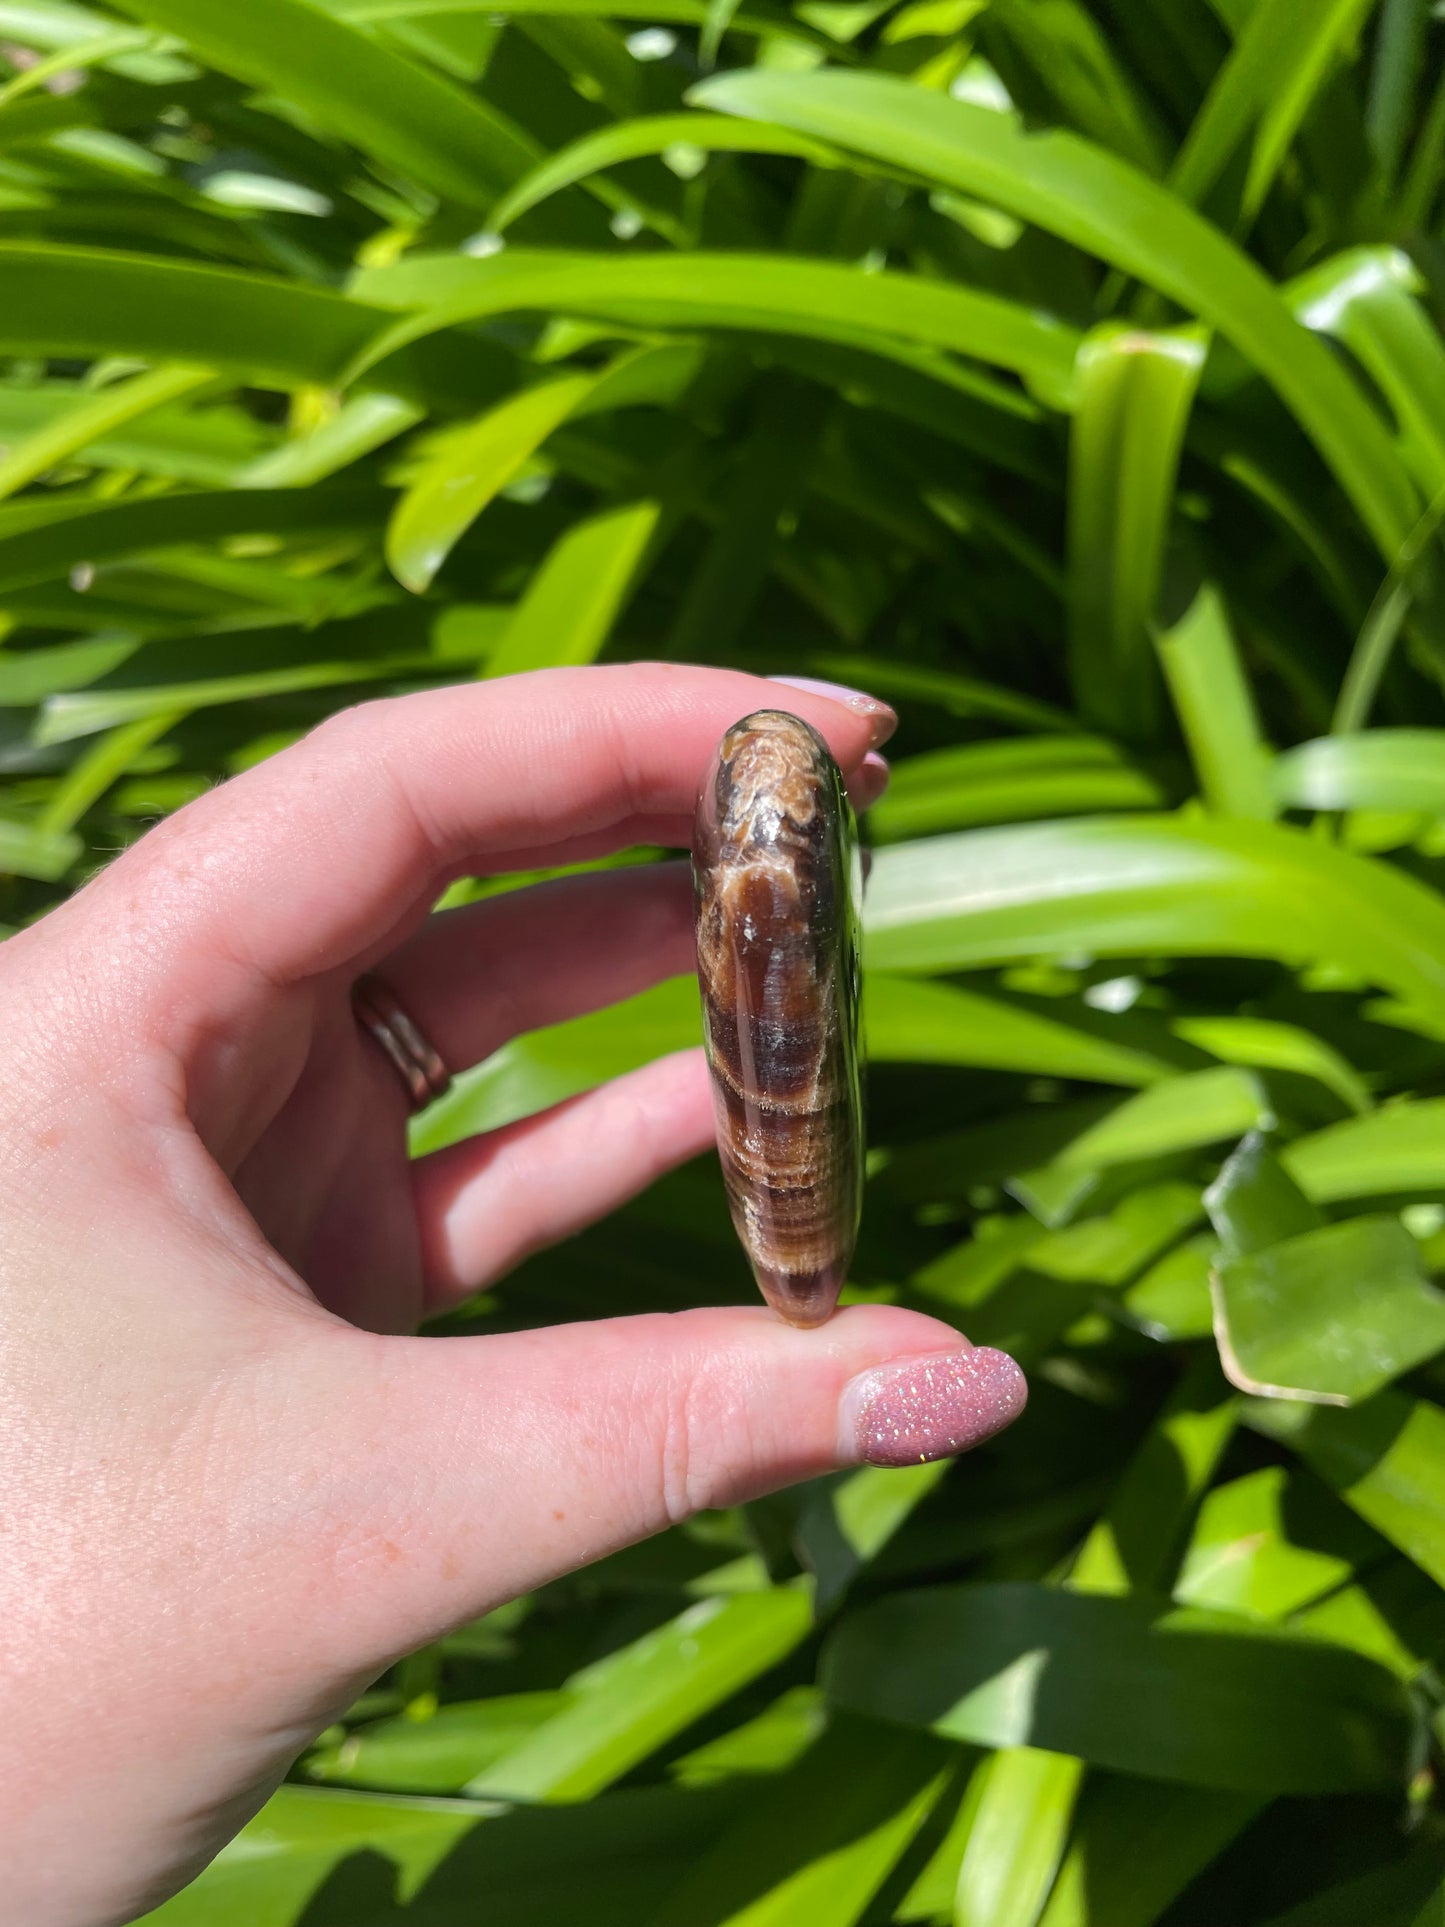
left=353, top=973, right=452, bottom=1113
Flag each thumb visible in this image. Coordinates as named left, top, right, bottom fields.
left=316, top=1306, right=1027, bottom=1667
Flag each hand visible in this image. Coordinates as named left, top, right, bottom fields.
left=0, top=664, right=1026, bottom=1925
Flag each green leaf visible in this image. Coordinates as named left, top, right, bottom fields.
left=869, top=737, right=1163, bottom=843
left=863, top=816, right=1445, bottom=1031
left=35, top=709, right=181, bottom=835
left=1169, top=0, right=1374, bottom=227
left=1157, top=584, right=1276, bottom=819
left=1036, top=1776, right=1265, bottom=1927
left=692, top=69, right=1421, bottom=563
left=0, top=244, right=471, bottom=396
left=865, top=974, right=1176, bottom=1088
left=0, top=24, right=158, bottom=107
left=0, top=487, right=387, bottom=596
left=412, top=974, right=700, bottom=1149
left=140, top=1780, right=746, bottom=1927
left=1213, top=1215, right=1445, bottom=1404
left=1070, top=1355, right=1239, bottom=1595
left=981, top=0, right=1168, bottom=173
left=1204, top=1132, right=1325, bottom=1261
left=489, top=113, right=840, bottom=233
left=239, top=394, right=425, bottom=490
left=698, top=0, right=741, bottom=63
left=136, top=1785, right=487, bottom=1927
left=1330, top=487, right=1445, bottom=735
left=954, top=1748, right=1084, bottom=1927
left=107, top=0, right=538, bottom=205
left=34, top=647, right=428, bottom=744
left=348, top=250, right=1084, bottom=406
left=0, top=811, right=81, bottom=879
left=467, top=1588, right=814, bottom=1802
left=1175, top=1466, right=1386, bottom=1621
left=954, top=1363, right=1239, bottom=1927
left=667, top=372, right=831, bottom=660
left=1274, top=730, right=1445, bottom=814
left=304, top=1693, right=568, bottom=1793
left=1256, top=1845, right=1445, bottom=1927
left=803, top=657, right=1075, bottom=734
left=1286, top=1101, right=1445, bottom=1204
left=387, top=370, right=597, bottom=592
left=795, top=1460, right=953, bottom=1612
left=1014, top=1068, right=1271, bottom=1217
left=1123, top=1234, right=1216, bottom=1342
left=1290, top=248, right=1445, bottom=498
left=915, top=1185, right=1206, bottom=1360
left=669, top=1686, right=827, bottom=1787
left=0, top=379, right=269, bottom=486
left=414, top=967, right=1184, bottom=1153
left=337, top=0, right=837, bottom=43
left=0, top=361, right=214, bottom=503
left=823, top=1581, right=1414, bottom=1792
left=1366, top=0, right=1429, bottom=187
left=1068, top=326, right=1205, bottom=740
left=1399, top=58, right=1445, bottom=230
left=1252, top=1390, right=1445, bottom=1589
left=1293, top=1556, right=1445, bottom=1680
left=486, top=495, right=662, bottom=675
left=1173, top=1017, right=1369, bottom=1114
left=649, top=1715, right=952, bottom=1927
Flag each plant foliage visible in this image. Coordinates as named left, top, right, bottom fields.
left=2, top=0, right=1445, bottom=1920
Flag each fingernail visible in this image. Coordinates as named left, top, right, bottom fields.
left=847, top=750, right=890, bottom=814
left=769, top=675, right=898, bottom=750
left=840, top=1347, right=1028, bottom=1467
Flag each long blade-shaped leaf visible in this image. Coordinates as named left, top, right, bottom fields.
left=348, top=249, right=1083, bottom=404
left=489, top=113, right=840, bottom=232
left=1170, top=0, right=1374, bottom=226
left=0, top=361, right=212, bottom=502
left=1068, top=325, right=1205, bottom=739
left=824, top=1582, right=1413, bottom=1792
left=388, top=370, right=597, bottom=592
left=486, top=495, right=662, bottom=675
left=108, top=0, right=538, bottom=204
left=467, top=1589, right=813, bottom=1801
left=692, top=70, right=1421, bottom=562
left=1157, top=584, right=1276, bottom=819
left=0, top=245, right=510, bottom=400
left=864, top=814, right=1445, bottom=1028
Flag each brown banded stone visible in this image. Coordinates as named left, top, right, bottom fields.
left=693, top=710, right=864, bottom=1328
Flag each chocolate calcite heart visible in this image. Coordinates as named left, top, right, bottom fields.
left=693, top=710, right=864, bottom=1328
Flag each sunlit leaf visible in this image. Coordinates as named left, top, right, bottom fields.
left=1068, top=326, right=1205, bottom=740
left=388, top=370, right=598, bottom=592
left=694, top=69, right=1422, bottom=562
left=467, top=1589, right=814, bottom=1801
left=825, top=1582, right=1414, bottom=1792
left=108, top=0, right=539, bottom=204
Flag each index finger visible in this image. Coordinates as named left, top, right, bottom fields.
left=85, top=663, right=894, bottom=1009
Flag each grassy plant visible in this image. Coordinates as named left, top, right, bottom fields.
left=3, top=0, right=1445, bottom=1921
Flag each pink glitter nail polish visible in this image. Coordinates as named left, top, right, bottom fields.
left=842, top=1348, right=1028, bottom=1467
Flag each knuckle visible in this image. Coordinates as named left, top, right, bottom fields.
left=643, top=1339, right=742, bottom=1527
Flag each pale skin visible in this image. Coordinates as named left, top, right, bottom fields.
left=0, top=664, right=998, bottom=1925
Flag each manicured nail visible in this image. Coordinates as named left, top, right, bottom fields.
left=847, top=750, right=890, bottom=814
left=840, top=1347, right=1028, bottom=1467
left=769, top=675, right=898, bottom=750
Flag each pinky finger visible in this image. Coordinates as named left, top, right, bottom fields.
left=412, top=1049, right=716, bottom=1309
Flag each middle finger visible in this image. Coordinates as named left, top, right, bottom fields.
left=374, top=861, right=696, bottom=1077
